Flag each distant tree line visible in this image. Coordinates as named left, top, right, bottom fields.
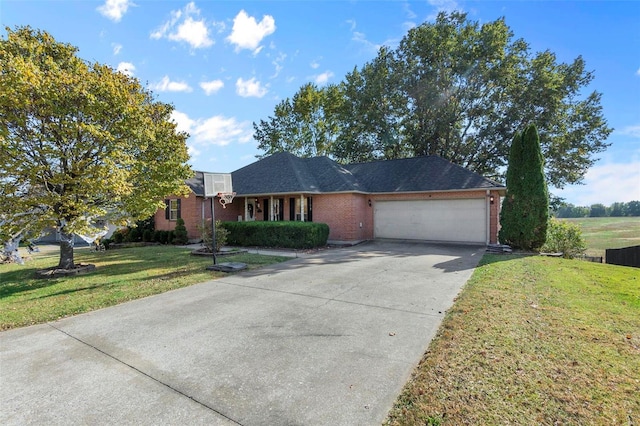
left=554, top=201, right=640, bottom=218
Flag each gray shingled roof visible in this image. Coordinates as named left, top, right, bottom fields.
left=195, top=152, right=503, bottom=196
left=344, top=156, right=501, bottom=192
left=186, top=171, right=205, bottom=196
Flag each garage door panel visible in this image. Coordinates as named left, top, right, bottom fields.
left=374, top=199, right=486, bottom=243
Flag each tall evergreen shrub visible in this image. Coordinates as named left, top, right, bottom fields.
left=499, top=124, right=549, bottom=250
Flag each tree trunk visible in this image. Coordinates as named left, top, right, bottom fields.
left=58, top=229, right=75, bottom=269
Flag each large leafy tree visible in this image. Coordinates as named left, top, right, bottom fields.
left=254, top=82, right=343, bottom=158
left=333, top=47, right=409, bottom=163
left=0, top=27, right=192, bottom=269
left=255, top=12, right=612, bottom=188
left=499, top=124, right=549, bottom=250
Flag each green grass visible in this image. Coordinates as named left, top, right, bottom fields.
left=385, top=254, right=640, bottom=425
left=0, top=246, right=290, bottom=330
left=563, top=217, right=640, bottom=258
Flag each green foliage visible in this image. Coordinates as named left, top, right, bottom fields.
left=589, top=203, right=607, bottom=217
left=499, top=124, right=549, bottom=250
left=112, top=229, right=126, bottom=244
left=172, top=218, right=189, bottom=245
left=197, top=220, right=229, bottom=252
left=0, top=27, right=192, bottom=269
left=554, top=203, right=590, bottom=218
left=222, top=221, right=330, bottom=249
left=554, top=201, right=640, bottom=218
left=254, top=83, right=343, bottom=158
left=153, top=230, right=171, bottom=244
left=541, top=218, right=587, bottom=258
left=627, top=201, right=640, bottom=216
left=142, top=229, right=154, bottom=242
left=128, top=227, right=142, bottom=242
left=253, top=12, right=611, bottom=188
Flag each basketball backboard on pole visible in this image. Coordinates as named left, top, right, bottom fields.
left=202, top=172, right=245, bottom=272
left=203, top=173, right=232, bottom=197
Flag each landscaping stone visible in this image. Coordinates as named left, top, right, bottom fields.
left=205, top=262, right=247, bottom=272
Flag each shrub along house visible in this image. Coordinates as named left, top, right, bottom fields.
left=154, top=152, right=505, bottom=245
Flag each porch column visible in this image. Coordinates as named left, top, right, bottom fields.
left=270, top=196, right=274, bottom=221
left=300, top=194, right=304, bottom=222
left=244, top=197, right=248, bottom=221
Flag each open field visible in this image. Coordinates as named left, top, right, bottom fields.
left=386, top=254, right=640, bottom=425
left=563, top=216, right=640, bottom=258
left=0, top=246, right=290, bottom=330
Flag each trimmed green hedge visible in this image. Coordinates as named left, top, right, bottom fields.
left=222, top=221, right=329, bottom=249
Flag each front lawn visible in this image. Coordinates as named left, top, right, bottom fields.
left=0, top=246, right=290, bottom=330
left=386, top=255, right=640, bottom=425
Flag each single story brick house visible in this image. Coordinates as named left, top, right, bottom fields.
left=155, top=152, right=506, bottom=245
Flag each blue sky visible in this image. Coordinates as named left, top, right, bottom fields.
left=2, top=0, right=639, bottom=206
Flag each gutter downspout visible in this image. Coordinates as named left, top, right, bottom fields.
left=486, top=190, right=491, bottom=245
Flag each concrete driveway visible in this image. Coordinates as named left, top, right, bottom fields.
left=0, top=241, right=484, bottom=425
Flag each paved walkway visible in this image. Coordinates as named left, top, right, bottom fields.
left=0, top=241, right=484, bottom=425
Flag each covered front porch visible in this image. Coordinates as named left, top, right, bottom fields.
left=217, top=194, right=314, bottom=223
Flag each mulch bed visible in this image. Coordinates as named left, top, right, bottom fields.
left=190, top=248, right=248, bottom=257
left=35, top=263, right=96, bottom=279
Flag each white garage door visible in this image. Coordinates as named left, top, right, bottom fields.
left=374, top=199, right=487, bottom=243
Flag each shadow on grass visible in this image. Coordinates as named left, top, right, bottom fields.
left=0, top=269, right=64, bottom=298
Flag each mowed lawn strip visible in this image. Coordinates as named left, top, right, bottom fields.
left=0, top=246, right=290, bottom=330
left=386, top=255, right=640, bottom=425
left=564, top=216, right=640, bottom=258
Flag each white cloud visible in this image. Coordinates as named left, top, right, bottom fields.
left=187, top=145, right=201, bottom=159
left=112, top=43, right=122, bottom=55
left=310, top=60, right=320, bottom=69
left=554, top=160, right=640, bottom=206
left=97, top=0, right=133, bottom=22
left=152, top=76, right=193, bottom=93
left=636, top=67, right=640, bottom=76
left=314, top=71, right=334, bottom=85
left=427, top=0, right=460, bottom=20
left=116, top=61, right=135, bottom=77
left=271, top=52, right=287, bottom=78
left=150, top=2, right=215, bottom=49
left=170, top=110, right=195, bottom=134
left=227, top=10, right=276, bottom=54
left=169, top=16, right=213, bottom=48
left=352, top=31, right=382, bottom=53
left=403, top=2, right=417, bottom=20
left=172, top=110, right=253, bottom=148
left=347, top=20, right=382, bottom=54
left=200, top=79, right=224, bottom=95
left=402, top=21, right=417, bottom=32
left=618, top=125, right=640, bottom=138
left=236, top=77, right=268, bottom=98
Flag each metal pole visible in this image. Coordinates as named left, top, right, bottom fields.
left=211, top=197, right=217, bottom=265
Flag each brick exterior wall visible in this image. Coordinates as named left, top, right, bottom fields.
left=155, top=189, right=503, bottom=244
left=313, top=193, right=373, bottom=242
left=154, top=193, right=244, bottom=242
